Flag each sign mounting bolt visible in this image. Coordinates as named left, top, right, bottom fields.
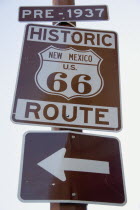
left=72, top=193, right=77, bottom=197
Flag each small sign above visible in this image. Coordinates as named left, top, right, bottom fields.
left=19, top=131, right=126, bottom=205
left=19, top=5, right=108, bottom=22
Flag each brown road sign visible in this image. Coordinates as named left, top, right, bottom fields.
left=19, top=131, right=126, bottom=205
left=12, top=24, right=121, bottom=131
left=19, top=5, right=108, bottom=22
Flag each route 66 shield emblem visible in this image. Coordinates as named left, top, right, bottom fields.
left=35, top=46, right=103, bottom=100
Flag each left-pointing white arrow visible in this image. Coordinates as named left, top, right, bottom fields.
left=37, top=148, right=110, bottom=182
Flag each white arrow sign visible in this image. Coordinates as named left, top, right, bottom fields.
left=37, top=148, right=110, bottom=181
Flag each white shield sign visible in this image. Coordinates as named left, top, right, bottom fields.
left=35, top=46, right=103, bottom=100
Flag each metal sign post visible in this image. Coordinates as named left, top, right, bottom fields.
left=51, top=1, right=87, bottom=210
left=13, top=0, right=125, bottom=209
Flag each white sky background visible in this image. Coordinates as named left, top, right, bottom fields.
left=0, top=0, right=140, bottom=210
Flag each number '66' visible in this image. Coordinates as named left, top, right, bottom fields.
left=47, top=72, right=92, bottom=94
